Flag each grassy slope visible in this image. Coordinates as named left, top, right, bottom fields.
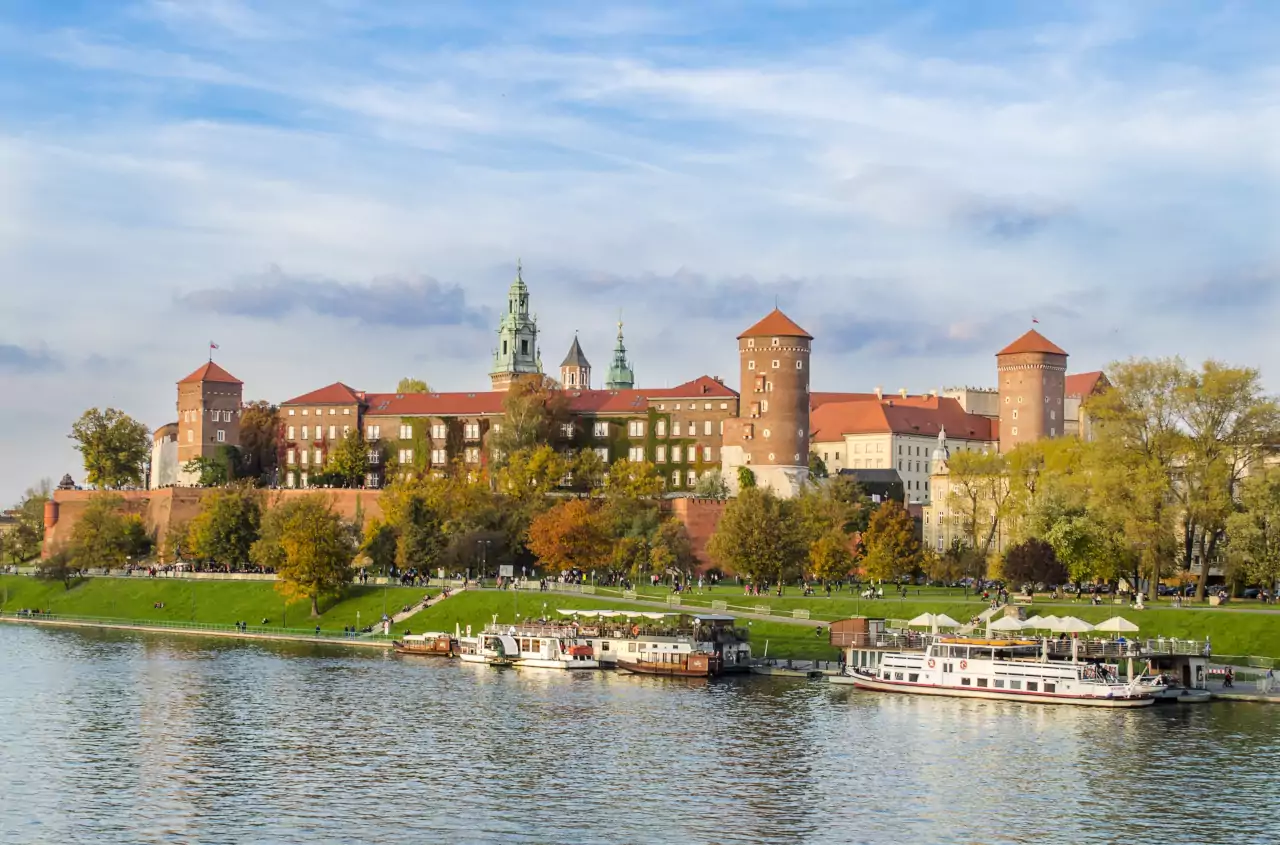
left=0, top=575, right=424, bottom=632
left=402, top=589, right=841, bottom=661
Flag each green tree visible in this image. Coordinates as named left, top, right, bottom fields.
left=808, top=452, right=829, bottom=480
left=944, top=450, right=1011, bottom=558
left=253, top=495, right=355, bottom=616
left=359, top=519, right=399, bottom=576
left=651, top=519, right=696, bottom=582
left=1002, top=538, right=1067, bottom=587
left=396, top=377, right=432, bottom=393
left=808, top=528, right=854, bottom=583
left=324, top=428, right=369, bottom=488
left=186, top=484, right=262, bottom=569
left=570, top=448, right=607, bottom=492
left=693, top=469, right=730, bottom=500
left=737, top=466, right=756, bottom=490
left=69, top=495, right=149, bottom=571
left=183, top=445, right=241, bottom=487
left=69, top=408, right=150, bottom=488
left=394, top=494, right=446, bottom=571
left=707, top=487, right=803, bottom=590
left=35, top=550, right=78, bottom=589
left=1226, top=467, right=1280, bottom=590
left=238, top=401, right=279, bottom=484
left=488, top=377, right=571, bottom=460
left=4, top=484, right=50, bottom=563
left=860, top=500, right=921, bottom=582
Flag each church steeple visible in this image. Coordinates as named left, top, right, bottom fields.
left=490, top=260, right=543, bottom=391
left=604, top=317, right=635, bottom=390
left=560, top=333, right=591, bottom=389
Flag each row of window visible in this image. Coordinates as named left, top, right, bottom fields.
left=284, top=468, right=701, bottom=491
left=653, top=402, right=730, bottom=411
left=898, top=460, right=930, bottom=474
left=287, top=407, right=352, bottom=417
left=183, top=409, right=236, bottom=423
left=287, top=425, right=352, bottom=441
left=746, top=360, right=803, bottom=371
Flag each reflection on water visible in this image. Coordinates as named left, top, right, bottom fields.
left=1, top=625, right=1276, bottom=845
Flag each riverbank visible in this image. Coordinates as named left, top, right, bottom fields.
left=0, top=612, right=393, bottom=647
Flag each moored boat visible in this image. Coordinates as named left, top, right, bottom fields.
left=832, top=636, right=1158, bottom=708
left=392, top=632, right=457, bottom=657
left=556, top=610, right=752, bottom=675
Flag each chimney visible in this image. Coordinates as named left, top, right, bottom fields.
left=874, top=386, right=883, bottom=400
left=930, top=388, right=938, bottom=398
left=899, top=388, right=908, bottom=399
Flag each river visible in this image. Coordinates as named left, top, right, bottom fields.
left=0, top=625, right=1275, bottom=845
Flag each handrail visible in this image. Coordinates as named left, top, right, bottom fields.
left=0, top=611, right=391, bottom=641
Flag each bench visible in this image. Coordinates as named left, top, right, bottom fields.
left=792, top=609, right=811, bottom=620
left=753, top=604, right=773, bottom=615
left=1013, top=596, right=1033, bottom=606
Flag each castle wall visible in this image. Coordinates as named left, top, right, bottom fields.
left=666, top=497, right=729, bottom=574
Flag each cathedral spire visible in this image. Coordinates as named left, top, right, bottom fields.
left=605, top=314, right=635, bottom=390
left=490, top=259, right=542, bottom=390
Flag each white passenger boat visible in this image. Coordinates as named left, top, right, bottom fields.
left=555, top=610, right=752, bottom=675
left=463, top=626, right=599, bottom=670
left=832, top=637, right=1158, bottom=708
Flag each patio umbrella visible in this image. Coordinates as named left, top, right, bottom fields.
left=1023, top=615, right=1047, bottom=629
left=1048, top=616, right=1095, bottom=633
left=907, top=613, right=939, bottom=627
left=1093, top=616, right=1140, bottom=634
left=933, top=614, right=962, bottom=629
left=988, top=616, right=1026, bottom=633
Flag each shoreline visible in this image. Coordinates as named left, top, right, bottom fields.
left=0, top=614, right=393, bottom=649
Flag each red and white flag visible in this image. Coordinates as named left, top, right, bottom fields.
left=210, top=341, right=220, bottom=350
left=1031, top=317, right=1039, bottom=324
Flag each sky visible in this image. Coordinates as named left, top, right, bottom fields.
left=1, top=0, right=1278, bottom=503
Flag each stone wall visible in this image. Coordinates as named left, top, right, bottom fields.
left=666, top=497, right=728, bottom=573
left=43, top=488, right=386, bottom=559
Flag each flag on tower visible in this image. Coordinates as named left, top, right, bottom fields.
left=210, top=341, right=219, bottom=350
left=1031, top=317, right=1039, bottom=324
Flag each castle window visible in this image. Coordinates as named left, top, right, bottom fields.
left=1012, top=410, right=1019, bottom=420
left=721, top=403, right=728, bottom=409
left=464, top=423, right=480, bottom=439
left=343, top=408, right=351, bottom=415
left=704, top=403, right=711, bottom=410
left=629, top=446, right=644, bottom=461
left=768, top=453, right=775, bottom=461
left=772, top=360, right=780, bottom=369
left=1018, top=396, right=1023, bottom=403
left=503, top=341, right=508, bottom=355
left=464, top=447, right=480, bottom=463
left=521, top=340, right=529, bottom=355
left=343, top=426, right=350, bottom=437
left=704, top=421, right=712, bottom=436
left=367, top=449, right=379, bottom=464
left=763, top=428, right=772, bottom=439
left=431, top=449, right=447, bottom=465
left=560, top=423, right=574, bottom=438
left=1004, top=397, right=1010, bottom=404
left=314, top=450, right=322, bottom=465
left=302, top=426, right=309, bottom=440
left=595, top=447, right=609, bottom=462
left=315, top=409, right=322, bottom=418
left=672, top=422, right=681, bottom=436
left=772, top=338, right=780, bottom=346
left=187, top=429, right=194, bottom=443
left=687, top=470, right=698, bottom=485
left=431, top=424, right=446, bottom=439
left=302, top=409, right=308, bottom=416
left=288, top=426, right=295, bottom=440
left=287, top=450, right=295, bottom=465
left=400, top=425, right=412, bottom=440
left=703, top=446, right=712, bottom=461
left=329, top=408, right=336, bottom=415
left=747, top=339, right=755, bottom=348
left=327, top=425, right=336, bottom=439
left=672, top=446, right=683, bottom=462
left=594, top=422, right=609, bottom=438
left=288, top=409, right=295, bottom=416
left=748, top=361, right=756, bottom=370
left=796, top=360, right=803, bottom=369
left=300, top=451, right=309, bottom=465
left=300, top=472, right=308, bottom=487
left=1050, top=410, right=1056, bottom=421
left=656, top=446, right=667, bottom=462
left=399, top=448, right=413, bottom=464
left=366, top=473, right=379, bottom=488
left=656, top=420, right=666, bottom=437
left=671, top=471, right=680, bottom=486
left=628, top=420, right=645, bottom=437
left=1050, top=428, right=1056, bottom=436
left=1012, top=427, right=1019, bottom=436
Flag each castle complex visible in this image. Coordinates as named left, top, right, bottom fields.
left=149, top=265, right=1108, bottom=511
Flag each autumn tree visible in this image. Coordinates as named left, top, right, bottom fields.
left=707, top=487, right=803, bottom=590
left=183, top=445, right=241, bottom=487
left=488, top=377, right=571, bottom=460
left=601, top=458, right=664, bottom=536
left=569, top=448, right=607, bottom=493
left=238, top=400, right=280, bottom=484
left=944, top=449, right=1011, bottom=558
left=394, top=493, right=446, bottom=571
left=808, top=528, right=854, bottom=584
left=1002, top=538, right=1067, bottom=587
left=322, top=428, right=369, bottom=488
left=186, top=484, right=262, bottom=569
left=396, top=377, right=431, bottom=393
left=651, top=519, right=697, bottom=582
left=359, top=519, right=399, bottom=575
left=860, top=500, right=921, bottom=582
left=693, top=469, right=730, bottom=500
left=527, top=498, right=612, bottom=573
left=808, top=452, right=829, bottom=480
left=252, top=495, right=355, bottom=616
left=2, top=483, right=50, bottom=563
left=36, top=550, right=78, bottom=589
left=69, top=495, right=151, bottom=571
left=1226, top=467, right=1280, bottom=591
left=69, top=408, right=150, bottom=489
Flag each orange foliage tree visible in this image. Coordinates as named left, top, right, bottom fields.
left=527, top=498, right=611, bottom=573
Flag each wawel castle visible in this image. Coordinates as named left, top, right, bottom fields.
left=151, top=264, right=1107, bottom=538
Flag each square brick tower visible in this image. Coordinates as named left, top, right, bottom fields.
left=176, top=360, right=244, bottom=483
left=721, top=308, right=812, bottom=497
left=995, top=329, right=1067, bottom=452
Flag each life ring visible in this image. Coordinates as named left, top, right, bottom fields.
left=632, top=625, right=640, bottom=636
left=959, top=660, right=968, bottom=670
left=927, top=658, right=936, bottom=669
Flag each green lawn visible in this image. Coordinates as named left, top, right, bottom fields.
left=0, top=575, right=425, bottom=632
left=399, top=589, right=841, bottom=661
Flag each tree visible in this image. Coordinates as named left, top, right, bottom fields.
left=1226, top=467, right=1280, bottom=590
left=808, top=528, right=854, bottom=583
left=924, top=540, right=966, bottom=584
left=488, top=377, right=571, bottom=460
left=35, top=550, right=78, bottom=589
left=324, top=428, right=369, bottom=488
left=238, top=401, right=279, bottom=484
left=69, top=408, right=150, bottom=489
left=808, top=452, right=829, bottom=480
left=1002, top=538, right=1067, bottom=587
left=69, top=495, right=150, bottom=571
left=570, top=449, right=607, bottom=492
left=651, top=519, right=696, bottom=582
left=253, top=495, right=356, bottom=616
left=394, top=494, right=446, bottom=571
left=4, top=484, right=50, bottom=563
left=527, top=498, right=612, bottom=573
left=186, top=484, right=262, bottom=569
left=694, top=469, right=730, bottom=500
left=183, top=445, right=241, bottom=487
left=707, top=487, right=803, bottom=589
left=860, top=500, right=921, bottom=582
left=737, top=466, right=756, bottom=490
left=397, top=377, right=432, bottom=394
left=359, top=519, right=399, bottom=576
left=944, top=450, right=1011, bottom=557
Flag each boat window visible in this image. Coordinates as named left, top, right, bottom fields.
left=908, top=674, right=919, bottom=683
left=961, top=678, right=971, bottom=686
left=977, top=678, right=989, bottom=688
left=894, top=672, right=903, bottom=680
left=1027, top=682, right=1038, bottom=692
left=1044, top=683, right=1056, bottom=693
left=628, top=642, right=637, bottom=652
left=1010, top=681, right=1022, bottom=690
left=600, top=641, right=609, bottom=651
left=993, top=680, right=1005, bottom=689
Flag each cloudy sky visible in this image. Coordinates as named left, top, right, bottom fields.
left=1, top=0, right=1278, bottom=502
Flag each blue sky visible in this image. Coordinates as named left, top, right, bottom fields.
left=1, top=0, right=1278, bottom=502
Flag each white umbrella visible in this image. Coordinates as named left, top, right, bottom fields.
left=907, top=613, right=938, bottom=627
left=1048, top=616, right=1095, bottom=633
left=557, top=609, right=580, bottom=617
left=1093, top=616, right=1140, bottom=634
left=933, top=614, right=962, bottom=629
left=988, top=616, right=1026, bottom=633
left=1023, top=615, right=1047, bottom=629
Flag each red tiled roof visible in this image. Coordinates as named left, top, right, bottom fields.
left=997, top=329, right=1067, bottom=357
left=565, top=390, right=651, bottom=414
left=644, top=376, right=739, bottom=399
left=738, top=308, right=812, bottom=340
left=811, top=392, right=936, bottom=410
left=363, top=391, right=506, bottom=416
left=809, top=396, right=997, bottom=442
left=282, top=382, right=364, bottom=406
left=1065, top=371, right=1106, bottom=397
left=179, top=361, right=242, bottom=385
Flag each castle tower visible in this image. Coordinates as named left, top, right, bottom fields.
left=490, top=260, right=543, bottom=391
left=175, top=360, right=243, bottom=484
left=720, top=308, right=812, bottom=497
left=604, top=319, right=635, bottom=390
left=996, top=328, right=1067, bottom=452
left=560, top=334, right=591, bottom=389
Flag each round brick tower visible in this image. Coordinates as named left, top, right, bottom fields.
left=995, top=328, right=1067, bottom=453
left=721, top=308, right=812, bottom=497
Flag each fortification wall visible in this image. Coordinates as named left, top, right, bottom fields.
left=666, top=497, right=728, bottom=574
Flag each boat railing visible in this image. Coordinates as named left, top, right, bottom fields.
left=830, top=632, right=935, bottom=650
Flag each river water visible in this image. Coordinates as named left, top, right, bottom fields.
left=0, top=625, right=1275, bottom=845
